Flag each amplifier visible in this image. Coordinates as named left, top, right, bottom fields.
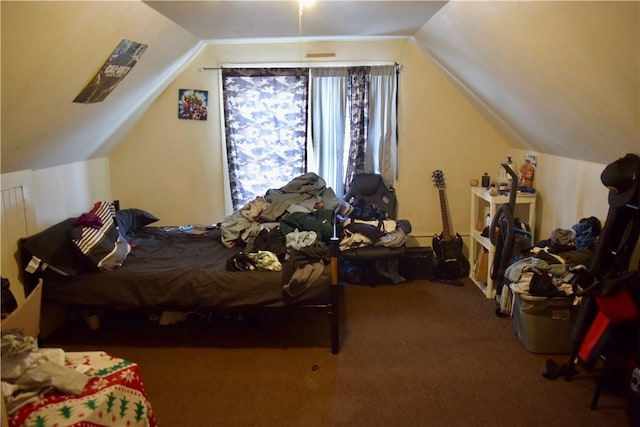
left=399, top=247, right=434, bottom=280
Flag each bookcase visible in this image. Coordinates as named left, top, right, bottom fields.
left=469, top=186, right=536, bottom=298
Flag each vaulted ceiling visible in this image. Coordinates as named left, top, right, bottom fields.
left=414, top=1, right=639, bottom=163
left=1, top=1, right=638, bottom=174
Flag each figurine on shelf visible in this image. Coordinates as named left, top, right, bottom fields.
left=519, top=159, right=535, bottom=188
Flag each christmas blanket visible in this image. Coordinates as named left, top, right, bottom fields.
left=8, top=351, right=156, bottom=427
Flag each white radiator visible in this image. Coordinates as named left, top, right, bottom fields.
left=1, top=185, right=28, bottom=302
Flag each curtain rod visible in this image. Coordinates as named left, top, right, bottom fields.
left=199, top=61, right=402, bottom=72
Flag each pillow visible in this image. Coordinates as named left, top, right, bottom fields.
left=116, top=208, right=159, bottom=235
left=71, top=201, right=131, bottom=271
left=21, top=218, right=88, bottom=276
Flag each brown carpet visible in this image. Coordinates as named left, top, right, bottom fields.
left=41, top=279, right=631, bottom=427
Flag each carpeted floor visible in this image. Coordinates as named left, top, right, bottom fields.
left=41, top=279, right=632, bottom=426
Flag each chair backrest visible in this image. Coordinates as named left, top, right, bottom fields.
left=344, top=174, right=397, bottom=219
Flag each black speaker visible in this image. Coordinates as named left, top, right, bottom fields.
left=399, top=247, right=434, bottom=280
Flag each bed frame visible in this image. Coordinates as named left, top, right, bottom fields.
left=19, top=212, right=343, bottom=354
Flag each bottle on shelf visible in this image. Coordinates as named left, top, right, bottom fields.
left=482, top=173, right=490, bottom=188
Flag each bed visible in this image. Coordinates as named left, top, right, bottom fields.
left=19, top=176, right=344, bottom=354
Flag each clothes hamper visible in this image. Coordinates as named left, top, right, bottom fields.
left=399, top=247, right=434, bottom=280
left=512, top=293, right=579, bottom=354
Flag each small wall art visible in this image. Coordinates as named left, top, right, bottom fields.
left=178, top=89, right=208, bottom=120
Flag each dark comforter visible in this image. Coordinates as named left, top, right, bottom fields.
left=39, top=227, right=331, bottom=310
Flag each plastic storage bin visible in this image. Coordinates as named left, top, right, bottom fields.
left=512, top=293, right=579, bottom=354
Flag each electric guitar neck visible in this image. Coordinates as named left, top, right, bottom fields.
left=431, top=170, right=471, bottom=280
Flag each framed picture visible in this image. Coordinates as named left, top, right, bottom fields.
left=178, top=89, right=208, bottom=120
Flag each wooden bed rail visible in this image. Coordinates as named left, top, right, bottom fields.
left=329, top=235, right=341, bottom=354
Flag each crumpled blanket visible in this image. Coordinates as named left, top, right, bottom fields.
left=220, top=204, right=266, bottom=248
left=339, top=218, right=406, bottom=251
left=281, top=244, right=330, bottom=297
left=1, top=330, right=90, bottom=415
left=285, top=229, right=318, bottom=250
left=220, top=173, right=343, bottom=247
left=262, top=173, right=343, bottom=222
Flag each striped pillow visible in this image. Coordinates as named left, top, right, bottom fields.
left=71, top=201, right=130, bottom=270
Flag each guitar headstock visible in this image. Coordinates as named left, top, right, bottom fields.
left=432, top=170, right=445, bottom=190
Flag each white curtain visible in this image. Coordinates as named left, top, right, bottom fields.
left=311, top=68, right=348, bottom=198
left=366, top=65, right=398, bottom=188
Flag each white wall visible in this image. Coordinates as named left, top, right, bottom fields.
left=511, top=149, right=610, bottom=241
left=0, top=158, right=112, bottom=299
left=518, top=150, right=639, bottom=271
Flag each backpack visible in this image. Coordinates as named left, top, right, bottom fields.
left=350, top=199, right=387, bottom=221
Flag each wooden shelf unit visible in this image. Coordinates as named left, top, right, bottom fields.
left=469, top=186, right=537, bottom=298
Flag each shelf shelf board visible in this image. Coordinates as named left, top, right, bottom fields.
left=471, top=230, right=491, bottom=250
left=469, top=276, right=494, bottom=298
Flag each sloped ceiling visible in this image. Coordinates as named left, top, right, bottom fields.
left=413, top=0, right=639, bottom=164
left=1, top=1, right=638, bottom=175
left=1, top=0, right=202, bottom=174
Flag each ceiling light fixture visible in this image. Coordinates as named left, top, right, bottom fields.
left=298, top=0, right=317, bottom=65
left=299, top=0, right=315, bottom=15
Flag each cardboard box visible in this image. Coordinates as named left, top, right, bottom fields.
left=1, top=281, right=42, bottom=338
left=512, top=292, right=579, bottom=354
left=1, top=281, right=43, bottom=426
left=474, top=249, right=488, bottom=280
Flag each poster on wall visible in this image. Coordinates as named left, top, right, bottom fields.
left=73, top=39, right=148, bottom=104
left=178, top=89, right=209, bottom=120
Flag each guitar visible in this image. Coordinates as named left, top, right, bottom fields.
left=431, top=170, right=471, bottom=280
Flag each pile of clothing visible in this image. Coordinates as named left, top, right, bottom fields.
left=1, top=330, right=89, bottom=416
left=220, top=173, right=341, bottom=297
left=494, top=217, right=602, bottom=315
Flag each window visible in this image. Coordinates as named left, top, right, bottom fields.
left=222, top=65, right=398, bottom=211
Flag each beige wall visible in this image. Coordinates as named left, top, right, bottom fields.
left=1, top=39, right=618, bottom=289
left=413, top=0, right=639, bottom=165
left=110, top=39, right=513, bottom=246
left=110, top=38, right=617, bottom=248
left=511, top=149, right=610, bottom=241
left=0, top=41, right=620, bottom=298
left=0, top=158, right=112, bottom=299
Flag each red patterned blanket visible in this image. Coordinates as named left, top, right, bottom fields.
left=9, top=351, right=156, bottom=427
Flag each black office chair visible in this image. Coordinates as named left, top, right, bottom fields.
left=340, top=173, right=410, bottom=284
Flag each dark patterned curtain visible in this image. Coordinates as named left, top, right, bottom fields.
left=222, top=68, right=309, bottom=210
left=344, top=67, right=370, bottom=193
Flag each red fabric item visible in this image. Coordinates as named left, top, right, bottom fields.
left=596, top=289, right=640, bottom=323
left=9, top=351, right=156, bottom=427
left=578, top=311, right=610, bottom=363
